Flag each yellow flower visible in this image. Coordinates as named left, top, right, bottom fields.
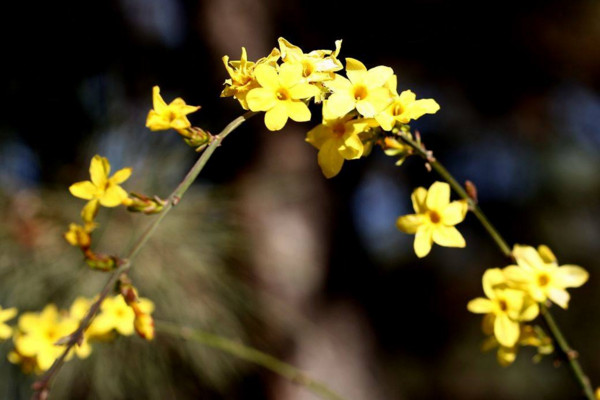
left=0, top=306, right=17, bottom=340
left=69, top=155, right=132, bottom=222
left=246, top=63, right=319, bottom=131
left=134, top=313, right=155, bottom=341
left=222, top=47, right=280, bottom=110
left=146, top=86, right=200, bottom=132
left=306, top=105, right=375, bottom=178
left=93, top=295, right=154, bottom=337
left=13, top=304, right=78, bottom=372
left=375, top=75, right=440, bottom=131
left=323, top=58, right=393, bottom=119
left=278, top=37, right=342, bottom=83
left=468, top=269, right=539, bottom=347
left=64, top=223, right=94, bottom=248
left=396, top=181, right=468, bottom=258
left=481, top=324, right=553, bottom=366
left=503, top=245, right=589, bottom=309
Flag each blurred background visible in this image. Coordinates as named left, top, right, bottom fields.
left=1, top=0, right=600, bottom=398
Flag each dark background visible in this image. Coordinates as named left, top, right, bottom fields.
left=1, top=0, right=599, bottom=399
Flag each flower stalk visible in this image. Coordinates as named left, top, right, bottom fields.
left=31, top=111, right=256, bottom=399
left=398, top=133, right=596, bottom=400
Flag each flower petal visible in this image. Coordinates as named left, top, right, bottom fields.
left=279, top=63, right=302, bottom=88
left=110, top=168, right=132, bottom=185
left=411, top=187, right=428, bottom=213
left=396, top=214, right=424, bottom=234
left=432, top=225, right=465, bottom=248
left=363, top=65, right=394, bottom=89
left=152, top=86, right=168, bottom=113
left=426, top=181, right=450, bottom=211
left=482, top=268, right=506, bottom=299
left=317, top=139, right=344, bottom=178
left=69, top=181, right=97, bottom=200
left=513, top=245, right=544, bottom=271
left=254, top=64, right=279, bottom=90
left=414, top=225, right=433, bottom=258
left=548, top=288, right=570, bottom=309
left=90, top=155, right=110, bottom=187
left=338, top=133, right=363, bottom=160
left=100, top=185, right=128, bottom=207
left=494, top=314, right=520, bottom=347
left=554, top=265, right=589, bottom=288
left=441, top=200, right=468, bottom=226
left=289, top=82, right=319, bottom=100
left=264, top=103, right=289, bottom=131
left=345, top=58, right=367, bottom=84
left=467, top=298, right=494, bottom=314
left=306, top=124, right=332, bottom=149
left=325, top=92, right=355, bottom=119
left=285, top=101, right=311, bottom=122
left=246, top=88, right=277, bottom=112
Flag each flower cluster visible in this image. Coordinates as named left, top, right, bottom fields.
left=7, top=294, right=154, bottom=374
left=222, top=37, right=439, bottom=178
left=468, top=245, right=588, bottom=365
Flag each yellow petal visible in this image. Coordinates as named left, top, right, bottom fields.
left=89, top=155, right=110, bottom=187
left=285, top=101, right=311, bottom=122
left=289, top=83, right=319, bottom=100
left=398, top=90, right=416, bottom=104
left=152, top=86, right=168, bottom=114
left=246, top=88, right=277, bottom=112
left=554, top=265, right=589, bottom=288
left=338, top=134, right=363, bottom=160
left=548, top=288, right=570, bottom=309
left=318, top=139, right=345, bottom=178
left=306, top=124, right=332, bottom=149
left=0, top=324, right=12, bottom=340
left=69, top=181, right=97, bottom=200
left=110, top=167, right=132, bottom=185
left=363, top=66, right=394, bottom=89
left=279, top=63, right=302, bottom=88
left=374, top=110, right=395, bottom=131
left=146, top=111, right=172, bottom=131
left=502, top=265, right=531, bottom=285
left=494, top=314, right=520, bottom=347
left=325, top=92, right=355, bottom=119
left=441, top=200, right=468, bottom=226
left=520, top=301, right=539, bottom=321
left=432, top=225, right=465, bottom=248
left=0, top=307, right=17, bottom=322
left=482, top=268, right=506, bottom=299
left=411, top=187, right=428, bottom=213
left=414, top=225, right=433, bottom=258
left=81, top=199, right=99, bottom=223
left=403, top=98, right=440, bottom=121
left=100, top=185, right=128, bottom=207
left=254, top=64, right=279, bottom=90
left=345, top=58, right=367, bottom=83
left=467, top=298, right=494, bottom=314
left=538, top=245, right=557, bottom=264
left=497, top=346, right=517, bottom=367
left=513, top=245, right=543, bottom=271
left=355, top=99, right=376, bottom=118
left=264, top=103, right=289, bottom=131
left=396, top=214, right=424, bottom=234
left=426, top=181, right=450, bottom=211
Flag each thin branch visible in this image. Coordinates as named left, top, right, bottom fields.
left=31, top=111, right=257, bottom=399
left=155, top=320, right=346, bottom=400
left=399, top=132, right=596, bottom=400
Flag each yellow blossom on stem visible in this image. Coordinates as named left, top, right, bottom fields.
left=146, top=86, right=200, bottom=132
left=503, top=245, right=589, bottom=309
left=64, top=222, right=94, bottom=248
left=375, top=75, right=440, bottom=131
left=396, top=181, right=468, bottom=258
left=69, top=155, right=132, bottom=222
left=0, top=306, right=17, bottom=340
left=246, top=63, right=319, bottom=131
left=133, top=313, right=155, bottom=341
left=278, top=37, right=342, bottom=83
left=306, top=105, right=375, bottom=178
left=323, top=58, right=393, bottom=119
left=222, top=47, right=280, bottom=110
left=467, top=269, right=539, bottom=347
left=13, top=304, right=79, bottom=372
left=481, top=324, right=553, bottom=366
left=93, top=295, right=154, bottom=337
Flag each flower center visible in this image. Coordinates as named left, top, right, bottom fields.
left=332, top=122, right=346, bottom=137
left=538, top=274, right=550, bottom=287
left=392, top=102, right=404, bottom=116
left=428, top=210, right=441, bottom=224
left=498, top=299, right=508, bottom=312
left=353, top=85, right=368, bottom=101
left=167, top=110, right=177, bottom=122
left=276, top=88, right=290, bottom=101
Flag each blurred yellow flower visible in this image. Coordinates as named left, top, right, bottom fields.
left=246, top=63, right=319, bottom=131
left=69, top=155, right=132, bottom=222
left=222, top=47, right=280, bottom=110
left=93, top=295, right=154, bottom=337
left=146, top=86, right=200, bottom=132
left=64, top=222, right=93, bottom=248
left=481, top=324, right=552, bottom=366
left=375, top=75, right=440, bottom=131
left=0, top=306, right=17, bottom=340
left=467, top=269, right=539, bottom=347
left=323, top=58, right=393, bottom=119
left=13, top=304, right=78, bottom=372
left=503, top=245, right=589, bottom=309
left=396, top=181, right=468, bottom=258
left=306, top=105, right=375, bottom=178
left=134, top=313, right=155, bottom=341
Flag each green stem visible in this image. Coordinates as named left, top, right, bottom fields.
left=540, top=304, right=596, bottom=399
left=32, top=111, right=257, bottom=399
left=155, top=321, right=346, bottom=400
left=398, top=133, right=595, bottom=400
